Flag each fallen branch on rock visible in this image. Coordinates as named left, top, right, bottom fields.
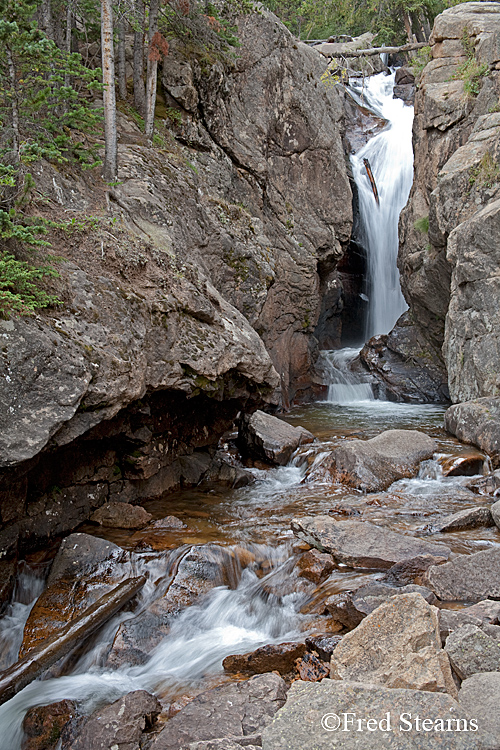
left=0, top=575, right=146, bottom=706
left=324, top=42, right=429, bottom=58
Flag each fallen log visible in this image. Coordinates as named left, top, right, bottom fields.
left=0, top=575, right=146, bottom=706
left=363, top=158, right=380, bottom=205
left=326, top=42, right=428, bottom=58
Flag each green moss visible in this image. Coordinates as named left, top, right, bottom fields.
left=469, top=152, right=500, bottom=190
left=414, top=215, right=429, bottom=234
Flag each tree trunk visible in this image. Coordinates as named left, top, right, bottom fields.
left=6, top=48, right=20, bottom=162
left=64, top=0, right=74, bottom=89
left=145, top=0, right=160, bottom=142
left=101, top=0, right=117, bottom=181
left=133, top=0, right=146, bottom=115
left=118, top=17, right=128, bottom=100
left=38, top=0, right=55, bottom=41
left=0, top=577, right=146, bottom=707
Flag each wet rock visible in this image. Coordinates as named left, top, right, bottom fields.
left=291, top=516, right=450, bottom=569
left=295, top=652, right=330, bottom=681
left=294, top=549, right=335, bottom=584
left=445, top=624, right=500, bottom=680
left=61, top=690, right=161, bottom=750
left=90, top=502, right=152, bottom=529
left=359, top=314, right=449, bottom=404
left=467, top=470, right=500, bottom=496
left=168, top=694, right=194, bottom=718
left=325, top=583, right=436, bottom=629
left=262, top=680, right=484, bottom=750
left=393, top=84, right=415, bottom=105
left=239, top=411, right=314, bottom=466
left=445, top=399, right=500, bottom=468
left=383, top=554, right=449, bottom=586
left=423, top=548, right=500, bottom=602
left=328, top=429, right=438, bottom=491
left=22, top=700, right=76, bottom=750
left=490, top=498, right=500, bottom=530
left=395, top=68, right=415, bottom=86
left=106, top=544, right=241, bottom=667
left=46, top=533, right=125, bottom=585
left=436, top=506, right=494, bottom=532
left=150, top=673, right=287, bottom=750
left=21, top=533, right=129, bottom=657
left=151, top=515, right=187, bottom=530
left=305, top=634, right=342, bottom=661
left=330, top=593, right=457, bottom=695
left=0, top=559, right=16, bottom=611
left=223, top=642, right=306, bottom=676
left=459, top=672, right=500, bottom=750
left=197, top=453, right=255, bottom=489
left=439, top=449, right=487, bottom=477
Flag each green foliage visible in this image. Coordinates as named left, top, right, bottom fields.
left=452, top=29, right=489, bottom=96
left=469, top=152, right=500, bottom=190
left=414, top=215, right=429, bottom=233
left=0, top=248, right=60, bottom=318
left=411, top=45, right=432, bottom=80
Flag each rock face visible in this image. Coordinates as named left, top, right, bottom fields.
left=291, top=516, right=450, bottom=569
left=262, top=680, right=485, bottom=749
left=238, top=411, right=314, bottom=466
left=423, top=547, right=500, bottom=602
left=398, top=2, right=500, bottom=409
left=445, top=398, right=500, bottom=466
left=150, top=673, right=288, bottom=750
left=330, top=593, right=456, bottom=695
left=359, top=313, right=449, bottom=403
left=0, top=9, right=352, bottom=551
left=328, top=429, right=437, bottom=491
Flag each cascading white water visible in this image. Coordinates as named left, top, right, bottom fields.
left=320, top=348, right=374, bottom=404
left=349, top=71, right=414, bottom=339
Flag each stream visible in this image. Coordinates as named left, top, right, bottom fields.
left=0, top=70, right=497, bottom=748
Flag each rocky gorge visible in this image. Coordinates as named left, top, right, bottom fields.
left=1, top=1, right=500, bottom=749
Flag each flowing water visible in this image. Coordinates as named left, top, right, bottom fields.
left=0, top=72, right=496, bottom=747
left=349, top=71, right=414, bottom=339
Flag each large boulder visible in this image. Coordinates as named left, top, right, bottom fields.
left=445, top=624, right=500, bottom=680
left=327, top=429, right=438, bottom=491
left=291, top=516, right=450, bottom=569
left=330, top=593, right=457, bottom=695
left=423, top=547, right=500, bottom=602
left=445, top=398, right=500, bottom=467
left=150, top=673, right=288, bottom=750
left=459, top=672, right=500, bottom=750
left=261, top=680, right=485, bottom=749
left=238, top=410, right=314, bottom=466
left=222, top=642, right=306, bottom=676
left=436, top=506, right=494, bottom=533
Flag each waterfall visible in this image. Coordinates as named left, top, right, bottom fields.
left=349, top=71, right=414, bottom=339
left=320, top=349, right=374, bottom=404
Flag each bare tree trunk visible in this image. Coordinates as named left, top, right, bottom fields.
left=38, top=0, right=55, bottom=40
left=145, top=0, right=160, bottom=142
left=118, top=17, right=128, bottom=100
left=402, top=11, right=414, bottom=44
left=133, top=0, right=146, bottom=115
left=0, top=577, right=146, bottom=707
left=64, top=0, right=74, bottom=89
left=101, top=0, right=117, bottom=181
left=6, top=48, right=20, bottom=162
